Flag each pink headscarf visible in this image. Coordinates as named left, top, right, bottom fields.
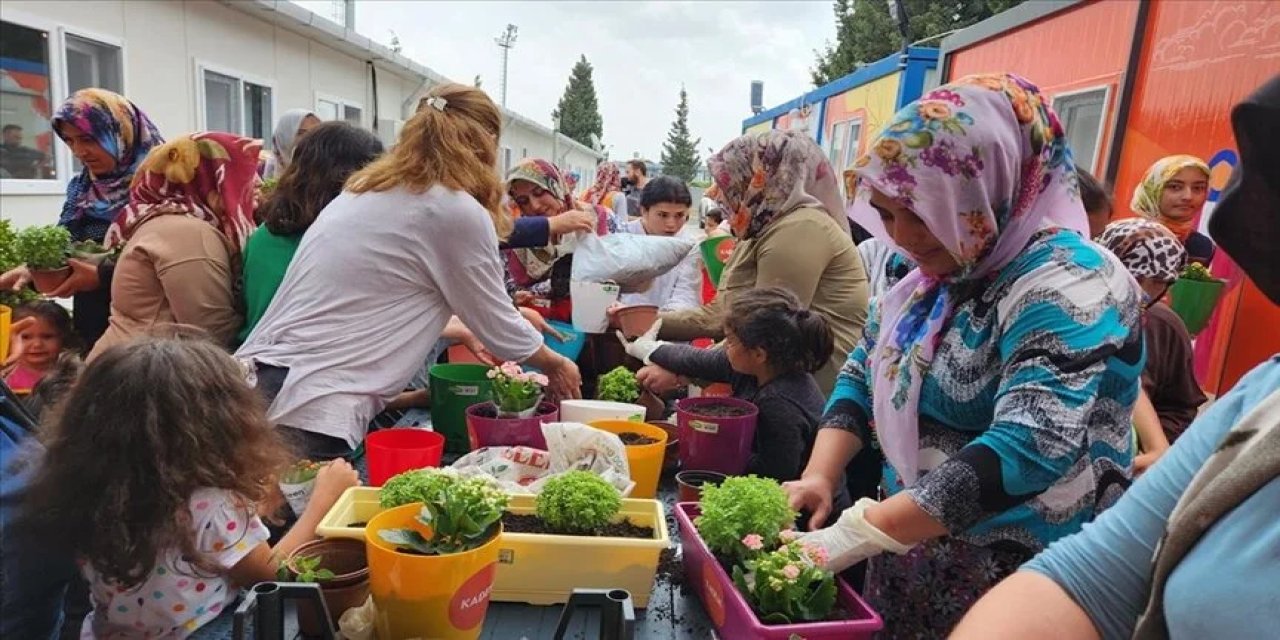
left=845, top=73, right=1088, bottom=484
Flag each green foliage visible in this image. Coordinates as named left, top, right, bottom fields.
left=695, top=475, right=796, bottom=561
left=15, top=224, right=70, bottom=270
left=378, top=473, right=509, bottom=555
left=660, top=87, right=702, bottom=184
left=1181, top=263, right=1217, bottom=282
left=535, top=470, right=622, bottom=533
left=281, top=459, right=323, bottom=484
left=0, top=220, right=38, bottom=308
left=380, top=467, right=462, bottom=509
left=596, top=366, right=640, bottom=403
left=278, top=553, right=336, bottom=582
left=487, top=362, right=549, bottom=415
left=552, top=55, right=604, bottom=149
left=732, top=539, right=837, bottom=624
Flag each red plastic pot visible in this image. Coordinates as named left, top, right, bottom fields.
left=465, top=401, right=556, bottom=450
left=676, top=396, right=758, bottom=476
left=364, top=429, right=445, bottom=487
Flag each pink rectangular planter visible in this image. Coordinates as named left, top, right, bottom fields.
left=675, top=502, right=882, bottom=639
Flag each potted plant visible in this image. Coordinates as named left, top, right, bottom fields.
left=614, top=303, right=659, bottom=338
left=676, top=396, right=759, bottom=475
left=0, top=220, right=38, bottom=322
left=465, top=361, right=557, bottom=450
left=15, top=224, right=72, bottom=294
left=587, top=419, right=669, bottom=499
left=280, top=538, right=370, bottom=637
left=279, top=459, right=323, bottom=517
left=596, top=366, right=640, bottom=404
left=1168, top=262, right=1227, bottom=335
left=365, top=469, right=508, bottom=640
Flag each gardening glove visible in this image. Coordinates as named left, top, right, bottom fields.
left=616, top=318, right=665, bottom=365
left=796, top=498, right=912, bottom=573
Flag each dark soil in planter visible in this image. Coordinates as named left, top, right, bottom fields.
left=470, top=403, right=556, bottom=418
left=686, top=402, right=753, bottom=417
left=618, top=432, right=659, bottom=445
left=500, top=513, right=654, bottom=538
left=346, top=521, right=367, bottom=528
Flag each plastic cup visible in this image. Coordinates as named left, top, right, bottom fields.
left=570, top=280, right=621, bottom=333
left=364, top=429, right=445, bottom=487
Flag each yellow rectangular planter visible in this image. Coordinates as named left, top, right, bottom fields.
left=317, top=487, right=670, bottom=608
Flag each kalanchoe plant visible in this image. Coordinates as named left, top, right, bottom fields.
left=378, top=473, right=509, bottom=555
left=731, top=535, right=837, bottom=624
left=379, top=467, right=462, bottom=509
left=487, top=361, right=550, bottom=417
left=596, top=366, right=640, bottom=403
left=695, top=475, right=797, bottom=561
left=276, top=553, right=336, bottom=582
left=535, top=470, right=622, bottom=534
left=15, top=224, right=71, bottom=271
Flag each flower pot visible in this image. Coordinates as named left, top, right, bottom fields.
left=675, top=470, right=727, bottom=503
left=1169, top=276, right=1227, bottom=335
left=364, top=429, right=444, bottom=487
left=0, top=305, right=11, bottom=364
left=560, top=399, right=646, bottom=424
left=676, top=397, right=759, bottom=476
left=699, top=236, right=736, bottom=287
left=466, top=401, right=557, bottom=450
left=29, top=266, right=71, bottom=294
left=588, top=420, right=669, bottom=499
left=365, top=502, right=502, bottom=640
left=651, top=421, right=680, bottom=475
left=429, top=363, right=494, bottom=453
left=570, top=280, right=621, bottom=334
left=614, top=304, right=659, bottom=338
left=675, top=503, right=883, bottom=639
left=284, top=538, right=370, bottom=636
left=278, top=477, right=316, bottom=518
left=639, top=390, right=667, bottom=422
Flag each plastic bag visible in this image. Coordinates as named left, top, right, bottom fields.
left=337, top=595, right=376, bottom=640
left=450, top=422, right=634, bottom=496
left=570, top=231, right=696, bottom=287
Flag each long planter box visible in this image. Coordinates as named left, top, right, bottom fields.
left=674, top=502, right=882, bottom=639
left=318, top=487, right=669, bottom=607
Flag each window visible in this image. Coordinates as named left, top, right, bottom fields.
left=342, top=104, right=361, bottom=125
left=1, top=20, right=58, bottom=180
left=203, top=70, right=241, bottom=135
left=64, top=33, right=121, bottom=95
left=1054, top=87, right=1108, bottom=174
left=501, top=147, right=513, bottom=175
left=827, top=118, right=862, bottom=173
left=316, top=94, right=363, bottom=127
left=244, top=82, right=273, bottom=140
left=199, top=64, right=274, bottom=140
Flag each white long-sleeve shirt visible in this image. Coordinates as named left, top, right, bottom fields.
left=236, top=186, right=542, bottom=446
left=616, top=219, right=702, bottom=311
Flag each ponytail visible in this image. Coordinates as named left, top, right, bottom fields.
left=792, top=307, right=835, bottom=374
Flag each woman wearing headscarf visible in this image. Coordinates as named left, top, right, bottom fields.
left=581, top=161, right=628, bottom=221
left=783, top=74, right=1143, bottom=637
left=954, top=73, right=1280, bottom=640
left=262, top=108, right=320, bottom=179
left=1131, top=154, right=1215, bottom=266
left=0, top=89, right=163, bottom=350
left=651, top=130, right=868, bottom=395
left=87, top=132, right=261, bottom=360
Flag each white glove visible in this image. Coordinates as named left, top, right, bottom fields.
left=615, top=319, right=665, bottom=365
left=796, top=498, right=912, bottom=573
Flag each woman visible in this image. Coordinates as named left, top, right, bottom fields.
left=953, top=74, right=1279, bottom=639
left=239, top=122, right=384, bottom=342
left=0, top=89, right=163, bottom=351
left=615, top=175, right=702, bottom=311
left=784, top=74, right=1143, bottom=637
left=1131, top=154, right=1215, bottom=266
left=582, top=161, right=628, bottom=221
left=653, top=130, right=868, bottom=395
left=236, top=84, right=582, bottom=460
left=87, top=132, right=259, bottom=360
left=262, top=108, right=320, bottom=179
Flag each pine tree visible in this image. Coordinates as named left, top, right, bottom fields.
left=660, top=87, right=701, bottom=183
left=552, top=55, right=604, bottom=149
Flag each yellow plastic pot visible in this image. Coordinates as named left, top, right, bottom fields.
left=364, top=503, right=502, bottom=640
left=0, top=305, right=11, bottom=364
left=589, top=420, right=668, bottom=499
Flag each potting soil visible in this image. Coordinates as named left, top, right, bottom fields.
left=686, top=402, right=754, bottom=418
left=618, top=431, right=660, bottom=445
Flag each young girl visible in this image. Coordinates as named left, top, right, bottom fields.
left=19, top=335, right=359, bottom=638
left=3, top=301, right=77, bottom=394
left=622, top=286, right=834, bottom=482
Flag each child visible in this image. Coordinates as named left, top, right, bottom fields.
left=615, top=175, right=703, bottom=312
left=18, top=335, right=359, bottom=638
left=621, top=286, right=834, bottom=482
left=3, top=301, right=76, bottom=394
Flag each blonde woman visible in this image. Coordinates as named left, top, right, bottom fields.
left=236, top=83, right=582, bottom=460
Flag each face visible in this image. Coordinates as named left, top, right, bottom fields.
left=869, top=188, right=960, bottom=277
left=57, top=122, right=117, bottom=176
left=3, top=128, right=20, bottom=145
left=1136, top=276, right=1171, bottom=307
left=297, top=114, right=322, bottom=136
left=1086, top=205, right=1113, bottom=239
left=641, top=202, right=688, bottom=236
left=626, top=166, right=642, bottom=183
left=509, top=180, right=565, bottom=217
left=722, top=329, right=768, bottom=377
left=16, top=316, right=62, bottom=369
left=1158, top=167, right=1209, bottom=221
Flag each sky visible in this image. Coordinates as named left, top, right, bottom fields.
left=295, top=0, right=835, bottom=161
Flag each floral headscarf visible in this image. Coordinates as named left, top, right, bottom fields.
left=709, top=130, right=848, bottom=240
left=504, top=158, right=613, bottom=286
left=51, top=89, right=164, bottom=242
left=1097, top=218, right=1187, bottom=285
left=1130, top=154, right=1210, bottom=241
left=846, top=73, right=1088, bottom=484
left=583, top=162, right=621, bottom=207
left=105, top=132, right=262, bottom=253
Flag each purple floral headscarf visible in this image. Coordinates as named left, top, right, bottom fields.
left=845, top=73, right=1088, bottom=484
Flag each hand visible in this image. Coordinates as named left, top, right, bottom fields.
left=306, top=459, right=360, bottom=515
left=48, top=259, right=101, bottom=298
left=1, top=265, right=31, bottom=292
left=794, top=498, right=911, bottom=573
left=784, top=474, right=838, bottom=531
left=519, top=306, right=567, bottom=342
left=1134, top=450, right=1165, bottom=477
left=513, top=291, right=536, bottom=307
left=458, top=329, right=498, bottom=366
left=543, top=355, right=583, bottom=400
left=615, top=319, right=664, bottom=364
left=547, top=209, right=596, bottom=238
left=3, top=317, right=35, bottom=368
left=636, top=365, right=684, bottom=395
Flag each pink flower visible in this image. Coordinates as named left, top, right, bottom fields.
left=803, top=543, right=829, bottom=568
left=485, top=369, right=498, bottom=379
left=778, top=529, right=798, bottom=542
left=532, top=373, right=550, bottom=387
left=499, top=361, right=522, bottom=377
left=782, top=564, right=800, bottom=580
left=741, top=534, right=764, bottom=551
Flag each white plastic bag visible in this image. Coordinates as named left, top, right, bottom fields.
left=449, top=422, right=634, bottom=496
left=570, top=231, right=696, bottom=287
left=337, top=595, right=376, bottom=640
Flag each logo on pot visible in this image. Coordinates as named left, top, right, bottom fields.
left=448, top=563, right=496, bottom=630
left=453, top=385, right=479, bottom=396
left=499, top=549, right=515, bottom=564
left=690, top=420, right=719, bottom=434
left=702, top=556, right=726, bottom=627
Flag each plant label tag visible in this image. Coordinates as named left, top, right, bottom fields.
left=454, top=385, right=479, bottom=396
left=499, top=549, right=515, bottom=564
left=690, top=420, right=719, bottom=434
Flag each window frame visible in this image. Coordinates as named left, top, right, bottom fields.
left=314, top=92, right=364, bottom=127
left=1, top=10, right=68, bottom=194
left=826, top=116, right=863, bottom=173
left=1051, top=84, right=1112, bottom=175
left=193, top=59, right=277, bottom=139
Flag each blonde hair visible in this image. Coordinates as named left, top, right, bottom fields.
left=346, top=83, right=511, bottom=239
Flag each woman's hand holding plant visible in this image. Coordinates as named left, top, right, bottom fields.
left=0, top=265, right=31, bottom=292
left=47, top=258, right=102, bottom=298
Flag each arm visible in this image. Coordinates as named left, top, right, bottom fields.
left=952, top=571, right=1101, bottom=640
left=158, top=250, right=241, bottom=347
left=500, top=216, right=550, bottom=250
left=1133, top=387, right=1170, bottom=474
left=648, top=343, right=734, bottom=382
left=657, top=292, right=726, bottom=341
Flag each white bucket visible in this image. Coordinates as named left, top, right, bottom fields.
left=570, top=280, right=620, bottom=333
left=560, top=399, right=646, bottom=424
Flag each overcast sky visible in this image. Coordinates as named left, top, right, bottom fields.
left=296, top=1, right=834, bottom=161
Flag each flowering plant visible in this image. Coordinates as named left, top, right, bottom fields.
left=487, top=361, right=550, bottom=417
left=731, top=535, right=837, bottom=624
left=378, top=471, right=509, bottom=555
left=694, top=475, right=796, bottom=562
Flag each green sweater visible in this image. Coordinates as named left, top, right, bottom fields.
left=237, top=225, right=301, bottom=344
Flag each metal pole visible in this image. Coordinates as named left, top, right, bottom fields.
left=495, top=24, right=518, bottom=107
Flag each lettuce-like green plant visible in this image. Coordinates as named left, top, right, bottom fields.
left=15, top=225, right=70, bottom=270
left=732, top=537, right=836, bottom=623
left=1180, top=262, right=1217, bottom=282
left=597, top=366, right=640, bottom=403
left=379, top=467, right=461, bottom=509
left=695, top=475, right=796, bottom=561
left=535, top=471, right=622, bottom=533
left=378, top=474, right=508, bottom=554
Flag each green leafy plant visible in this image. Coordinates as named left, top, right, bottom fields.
left=377, top=473, right=508, bottom=555
left=15, top=225, right=71, bottom=271
left=1180, top=263, right=1217, bottom=282
left=277, top=553, right=336, bottom=582
left=0, top=220, right=38, bottom=308
left=597, top=366, right=640, bottom=403
left=535, top=470, right=622, bottom=534
left=281, top=459, right=323, bottom=485
left=379, top=467, right=461, bottom=509
left=487, top=361, right=549, bottom=416
left=731, top=537, right=836, bottom=624
left=695, top=475, right=796, bottom=561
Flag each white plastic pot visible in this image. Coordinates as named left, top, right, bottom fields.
left=560, top=399, right=646, bottom=424
left=570, top=280, right=620, bottom=333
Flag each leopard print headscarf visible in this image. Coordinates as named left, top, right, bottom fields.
left=1098, top=217, right=1188, bottom=283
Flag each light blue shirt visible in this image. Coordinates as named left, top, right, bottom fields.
left=1025, top=356, right=1280, bottom=640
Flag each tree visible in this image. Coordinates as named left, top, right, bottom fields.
left=811, top=0, right=1025, bottom=86
left=660, top=87, right=702, bottom=183
left=552, top=55, right=603, bottom=149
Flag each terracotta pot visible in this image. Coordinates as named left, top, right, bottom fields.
left=650, top=421, right=680, bottom=475
left=30, top=266, right=71, bottom=294
left=284, top=538, right=370, bottom=636
left=675, top=470, right=726, bottom=503
left=614, top=304, right=659, bottom=338
left=639, top=390, right=667, bottom=421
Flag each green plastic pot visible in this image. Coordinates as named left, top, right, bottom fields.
left=428, top=363, right=493, bottom=453
left=1168, top=277, right=1226, bottom=335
